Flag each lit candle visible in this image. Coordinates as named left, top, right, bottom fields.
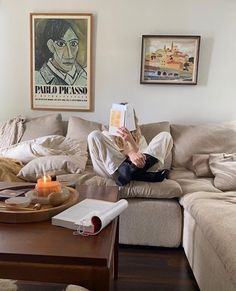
left=35, top=175, right=61, bottom=197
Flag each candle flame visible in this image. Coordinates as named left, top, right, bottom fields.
left=42, top=175, right=51, bottom=183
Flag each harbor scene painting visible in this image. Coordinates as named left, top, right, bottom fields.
left=140, top=35, right=200, bottom=85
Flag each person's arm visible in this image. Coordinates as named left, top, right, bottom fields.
left=117, top=127, right=145, bottom=168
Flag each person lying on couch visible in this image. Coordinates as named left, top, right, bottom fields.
left=87, top=105, right=173, bottom=186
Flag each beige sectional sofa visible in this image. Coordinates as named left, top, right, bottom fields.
left=3, top=113, right=236, bottom=291
left=64, top=115, right=236, bottom=291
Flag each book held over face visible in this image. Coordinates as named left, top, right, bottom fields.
left=109, top=103, right=136, bottom=136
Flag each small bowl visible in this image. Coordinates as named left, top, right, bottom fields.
left=5, top=197, right=31, bottom=208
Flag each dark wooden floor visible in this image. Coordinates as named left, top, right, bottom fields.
left=16, top=245, right=199, bottom=291
left=113, top=245, right=200, bottom=291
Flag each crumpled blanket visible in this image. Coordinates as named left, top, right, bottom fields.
left=0, top=116, right=25, bottom=148
left=0, top=157, right=25, bottom=182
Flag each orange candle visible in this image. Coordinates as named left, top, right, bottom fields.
left=35, top=176, right=61, bottom=197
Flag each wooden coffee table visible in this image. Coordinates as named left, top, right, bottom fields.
left=0, top=185, right=119, bottom=291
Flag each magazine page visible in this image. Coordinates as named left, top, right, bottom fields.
left=52, top=199, right=113, bottom=230
left=52, top=198, right=128, bottom=235
left=75, top=199, right=128, bottom=235
left=90, top=199, right=128, bottom=234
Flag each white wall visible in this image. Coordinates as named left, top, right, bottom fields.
left=0, top=0, right=236, bottom=125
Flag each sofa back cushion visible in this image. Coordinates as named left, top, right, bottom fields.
left=21, top=113, right=63, bottom=142
left=140, top=121, right=170, bottom=143
left=66, top=116, right=102, bottom=142
left=171, top=122, right=236, bottom=168
left=140, top=121, right=172, bottom=169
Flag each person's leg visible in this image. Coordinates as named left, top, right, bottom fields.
left=143, top=131, right=173, bottom=168
left=114, top=132, right=173, bottom=185
left=131, top=132, right=173, bottom=182
left=88, top=130, right=148, bottom=186
left=87, top=130, right=126, bottom=178
left=114, top=153, right=159, bottom=185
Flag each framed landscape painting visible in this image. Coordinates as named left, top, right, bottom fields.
left=140, top=35, right=201, bottom=85
left=30, top=13, right=92, bottom=111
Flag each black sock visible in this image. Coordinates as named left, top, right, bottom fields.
left=133, top=169, right=169, bottom=183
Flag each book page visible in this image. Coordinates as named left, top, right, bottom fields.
left=110, top=110, right=122, bottom=128
left=52, top=199, right=113, bottom=230
left=52, top=198, right=128, bottom=235
left=124, top=104, right=136, bottom=131
left=108, top=104, right=126, bottom=136
left=90, top=199, right=128, bottom=234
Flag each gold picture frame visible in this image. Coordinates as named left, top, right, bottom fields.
left=30, top=13, right=93, bottom=111
left=140, top=35, right=200, bottom=85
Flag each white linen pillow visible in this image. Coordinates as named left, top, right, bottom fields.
left=0, top=135, right=87, bottom=164
left=209, top=153, right=236, bottom=191
left=18, top=155, right=87, bottom=182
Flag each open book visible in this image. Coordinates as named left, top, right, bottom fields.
left=109, top=103, right=136, bottom=136
left=52, top=198, right=128, bottom=235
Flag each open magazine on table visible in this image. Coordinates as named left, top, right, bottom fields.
left=52, top=198, right=128, bottom=235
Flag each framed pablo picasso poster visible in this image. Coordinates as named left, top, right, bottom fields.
left=30, top=13, right=92, bottom=111
left=140, top=35, right=200, bottom=85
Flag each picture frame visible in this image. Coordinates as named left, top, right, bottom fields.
left=30, top=13, right=93, bottom=111
left=140, top=35, right=201, bottom=85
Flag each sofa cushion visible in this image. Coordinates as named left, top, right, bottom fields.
left=119, top=198, right=182, bottom=247
left=170, top=168, right=221, bottom=195
left=171, top=122, right=236, bottom=168
left=119, top=179, right=182, bottom=199
left=21, top=113, right=63, bottom=142
left=66, top=116, right=102, bottom=142
left=140, top=121, right=170, bottom=143
left=140, top=121, right=172, bottom=169
left=59, top=165, right=183, bottom=199
left=180, top=191, right=236, bottom=286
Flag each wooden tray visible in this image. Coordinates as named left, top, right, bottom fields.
left=0, top=187, right=79, bottom=223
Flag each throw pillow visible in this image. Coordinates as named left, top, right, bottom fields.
left=20, top=113, right=63, bottom=142
left=18, top=155, right=87, bottom=182
left=66, top=116, right=102, bottom=142
left=209, top=153, right=236, bottom=191
left=191, top=154, right=213, bottom=177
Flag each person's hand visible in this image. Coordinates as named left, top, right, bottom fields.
left=117, top=127, right=134, bottom=143
left=128, top=151, right=146, bottom=168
